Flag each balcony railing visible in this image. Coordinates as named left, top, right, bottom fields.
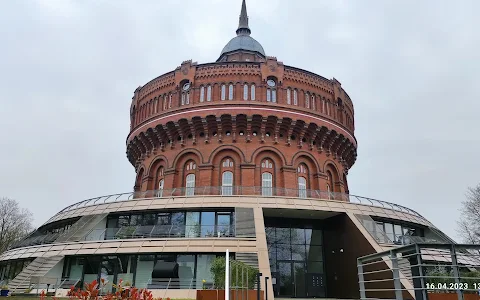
left=84, top=225, right=238, bottom=241
left=55, top=186, right=425, bottom=220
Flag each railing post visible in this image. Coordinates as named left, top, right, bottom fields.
left=451, top=245, right=464, bottom=300
left=390, top=250, right=403, bottom=300
left=357, top=259, right=366, bottom=300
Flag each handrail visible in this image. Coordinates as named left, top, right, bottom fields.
left=51, top=186, right=425, bottom=220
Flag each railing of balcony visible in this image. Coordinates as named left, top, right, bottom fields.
left=84, top=225, right=240, bottom=241
left=55, top=186, right=424, bottom=219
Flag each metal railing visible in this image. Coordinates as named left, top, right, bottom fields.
left=53, top=186, right=425, bottom=219
left=358, top=243, right=480, bottom=300
left=84, top=225, right=240, bottom=241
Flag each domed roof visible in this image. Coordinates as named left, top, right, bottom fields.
left=217, top=0, right=266, bottom=61
left=220, top=35, right=265, bottom=56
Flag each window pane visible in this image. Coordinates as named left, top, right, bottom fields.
left=307, top=229, right=323, bottom=245
left=200, top=87, right=205, bottom=102
left=201, top=212, right=215, bottom=237
left=287, top=89, right=291, bottom=104
left=221, top=85, right=226, bottom=100
left=251, top=85, right=255, bottom=100
left=243, top=84, right=248, bottom=100
left=207, top=86, right=212, bottom=101
left=291, top=228, right=306, bottom=244
left=267, top=89, right=271, bottom=102
left=144, top=214, right=156, bottom=226
left=276, top=244, right=291, bottom=260
left=196, top=255, right=215, bottom=289
left=186, top=174, right=195, bottom=196
left=384, top=223, right=394, bottom=242
left=272, top=90, right=276, bottom=102
left=130, top=214, right=143, bottom=226
left=228, top=84, right=234, bottom=100
left=186, top=212, right=200, bottom=238
left=306, top=245, right=323, bottom=262
left=292, top=244, right=306, bottom=260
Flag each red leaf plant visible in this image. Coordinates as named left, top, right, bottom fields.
left=65, top=279, right=158, bottom=300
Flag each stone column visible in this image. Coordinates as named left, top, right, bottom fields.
left=253, top=207, right=275, bottom=300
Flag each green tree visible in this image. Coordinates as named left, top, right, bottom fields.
left=0, top=197, right=33, bottom=254
left=457, top=184, right=480, bottom=244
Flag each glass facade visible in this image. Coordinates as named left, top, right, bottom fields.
left=266, top=218, right=325, bottom=298
left=62, top=253, right=223, bottom=291
left=101, top=210, right=234, bottom=240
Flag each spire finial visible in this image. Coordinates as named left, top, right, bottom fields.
left=236, top=0, right=251, bottom=36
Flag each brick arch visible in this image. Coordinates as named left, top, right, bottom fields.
left=135, top=167, right=145, bottom=191
left=147, top=155, right=168, bottom=190
left=324, top=161, right=342, bottom=193
left=292, top=153, right=321, bottom=190
left=252, top=148, right=286, bottom=188
left=171, top=148, right=204, bottom=168
left=208, top=145, right=246, bottom=164
left=210, top=148, right=243, bottom=187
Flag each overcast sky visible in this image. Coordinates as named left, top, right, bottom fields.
left=0, top=0, right=479, bottom=240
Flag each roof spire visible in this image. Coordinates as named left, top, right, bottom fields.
left=236, top=0, right=251, bottom=36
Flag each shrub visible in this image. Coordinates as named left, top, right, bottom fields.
left=210, top=257, right=258, bottom=289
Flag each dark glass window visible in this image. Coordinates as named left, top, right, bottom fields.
left=130, top=214, right=143, bottom=226
left=201, top=212, right=215, bottom=237
left=143, top=214, right=156, bottom=226
left=157, top=213, right=171, bottom=225
left=118, top=216, right=130, bottom=227
left=291, top=228, right=306, bottom=244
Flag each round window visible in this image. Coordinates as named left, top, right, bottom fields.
left=267, top=79, right=276, bottom=87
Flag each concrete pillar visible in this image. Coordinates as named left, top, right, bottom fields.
left=253, top=207, right=274, bottom=300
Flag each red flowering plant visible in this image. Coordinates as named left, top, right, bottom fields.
left=64, top=279, right=157, bottom=300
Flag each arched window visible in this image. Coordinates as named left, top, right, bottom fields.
left=186, top=174, right=195, bottom=196
left=243, top=84, right=248, bottom=100
left=251, top=85, right=256, bottom=100
left=154, top=98, right=158, bottom=113
left=185, top=161, right=197, bottom=196
left=293, top=89, right=298, bottom=105
left=262, top=172, right=273, bottom=196
left=297, top=164, right=308, bottom=198
left=298, top=177, right=307, bottom=198
left=221, top=84, right=226, bottom=100
left=200, top=86, right=205, bottom=102
left=311, top=94, right=316, bottom=110
left=261, top=159, right=274, bottom=196
left=287, top=88, right=291, bottom=104
left=181, top=82, right=190, bottom=105
left=228, top=84, right=234, bottom=100
left=207, top=85, right=212, bottom=101
left=163, top=95, right=167, bottom=110
left=326, top=100, right=330, bottom=116
left=222, top=171, right=233, bottom=195
left=305, top=92, right=310, bottom=108
left=168, top=94, right=172, bottom=108
left=156, top=167, right=165, bottom=197
left=326, top=170, right=334, bottom=199
left=222, top=158, right=234, bottom=167
left=266, top=79, right=277, bottom=103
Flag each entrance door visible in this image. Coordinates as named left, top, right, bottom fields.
left=277, top=261, right=307, bottom=298
left=306, top=273, right=325, bottom=298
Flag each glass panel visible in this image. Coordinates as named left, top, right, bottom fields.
left=268, top=246, right=276, bottom=266
left=298, top=177, right=307, bottom=198
left=292, top=244, right=306, bottom=261
left=221, top=85, right=226, bottom=100
left=130, top=214, right=143, bottom=226
left=207, top=86, right=212, bottom=101
left=217, top=213, right=231, bottom=236
left=107, top=217, right=118, bottom=228
left=222, top=171, right=233, bottom=195
left=272, top=90, right=277, bottom=102
left=244, top=84, right=248, bottom=100
left=186, top=212, right=200, bottom=238
left=294, top=262, right=306, bottom=297
left=118, top=215, right=130, bottom=227
left=117, top=256, right=134, bottom=287
left=278, top=262, right=293, bottom=297
left=135, top=255, right=155, bottom=288
left=307, top=229, right=323, bottom=245
left=68, top=257, right=84, bottom=281
left=291, top=228, right=305, bottom=244
left=157, top=213, right=171, bottom=225
left=251, top=85, right=255, bottom=100
left=306, top=245, right=323, bottom=262
left=266, top=227, right=276, bottom=245
left=196, top=255, right=215, bottom=289
left=276, top=244, right=291, bottom=260
left=100, top=257, right=115, bottom=293
left=229, top=84, right=234, bottom=100
left=144, top=214, right=156, bottom=226
left=394, top=224, right=402, bottom=242
left=177, top=255, right=195, bottom=288
left=201, top=212, right=215, bottom=237
left=84, top=256, right=101, bottom=285
left=384, top=223, right=394, bottom=242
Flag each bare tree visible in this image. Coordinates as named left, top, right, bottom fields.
left=0, top=197, right=33, bottom=254
left=457, top=184, right=480, bottom=244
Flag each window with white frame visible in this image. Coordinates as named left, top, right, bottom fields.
left=287, top=88, right=291, bottom=104
left=298, top=177, right=307, bottom=198
left=158, top=179, right=164, bottom=197
left=311, top=94, right=315, bottom=110
left=243, top=84, right=248, bottom=100
left=207, top=85, right=212, bottom=102
left=251, top=85, right=255, bottom=100
left=163, top=95, right=167, bottom=110
left=293, top=89, right=298, bottom=105
left=200, top=86, right=205, bottom=102
left=305, top=92, right=310, bottom=108
left=222, top=171, right=233, bottom=196
left=186, top=174, right=195, bottom=196
left=221, top=84, right=226, bottom=100
left=262, top=172, right=273, bottom=196
left=228, top=84, right=234, bottom=100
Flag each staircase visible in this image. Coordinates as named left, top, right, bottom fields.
left=8, top=256, right=63, bottom=294
left=56, top=213, right=108, bottom=242
left=8, top=213, right=108, bottom=293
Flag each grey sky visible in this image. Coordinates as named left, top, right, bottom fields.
left=0, top=0, right=479, bottom=240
